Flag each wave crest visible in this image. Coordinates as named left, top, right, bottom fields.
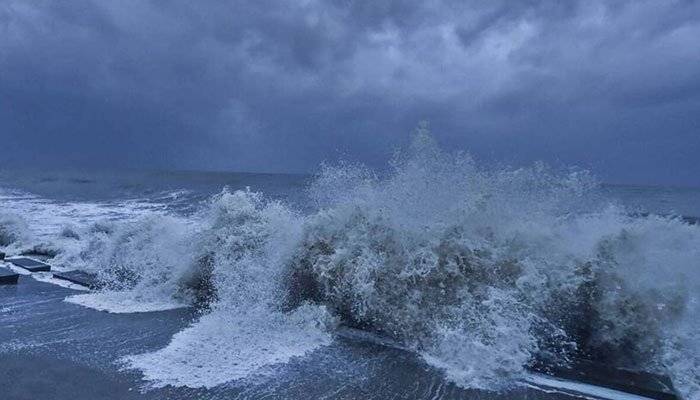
left=12, top=130, right=698, bottom=396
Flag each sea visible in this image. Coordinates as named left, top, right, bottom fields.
left=0, top=134, right=698, bottom=399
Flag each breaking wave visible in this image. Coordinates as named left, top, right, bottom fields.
left=2, top=128, right=698, bottom=397
left=0, top=212, right=30, bottom=250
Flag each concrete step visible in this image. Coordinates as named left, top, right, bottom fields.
left=52, top=271, right=102, bottom=289
left=7, top=258, right=51, bottom=272
left=0, top=267, right=19, bottom=285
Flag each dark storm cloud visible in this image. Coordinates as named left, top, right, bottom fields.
left=1, top=1, right=699, bottom=185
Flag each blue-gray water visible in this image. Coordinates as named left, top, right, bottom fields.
left=0, top=168, right=310, bottom=214
left=2, top=168, right=699, bottom=217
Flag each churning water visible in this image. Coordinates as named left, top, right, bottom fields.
left=1, top=131, right=699, bottom=398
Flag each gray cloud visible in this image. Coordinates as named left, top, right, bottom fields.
left=1, top=0, right=699, bottom=185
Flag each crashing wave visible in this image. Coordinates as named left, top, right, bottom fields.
left=13, top=128, right=699, bottom=397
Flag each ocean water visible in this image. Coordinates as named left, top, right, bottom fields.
left=1, top=132, right=699, bottom=398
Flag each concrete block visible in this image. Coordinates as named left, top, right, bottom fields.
left=0, top=267, right=19, bottom=284
left=53, top=271, right=102, bottom=289
left=8, top=258, right=51, bottom=272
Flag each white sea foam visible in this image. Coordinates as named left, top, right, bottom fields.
left=123, top=305, right=333, bottom=388
left=65, top=290, right=186, bottom=313
left=120, top=191, right=334, bottom=386
left=0, top=186, right=174, bottom=260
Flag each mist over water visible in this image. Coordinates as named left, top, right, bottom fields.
left=1, top=130, right=699, bottom=397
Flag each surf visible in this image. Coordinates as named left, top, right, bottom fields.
left=0, top=128, right=698, bottom=398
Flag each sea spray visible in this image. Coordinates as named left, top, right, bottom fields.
left=288, top=129, right=699, bottom=395
left=120, top=189, right=335, bottom=387
left=288, top=130, right=603, bottom=388
left=10, top=129, right=698, bottom=397
left=64, top=214, right=195, bottom=312
left=0, top=212, right=30, bottom=249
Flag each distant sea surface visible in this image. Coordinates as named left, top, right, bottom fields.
left=1, top=167, right=699, bottom=217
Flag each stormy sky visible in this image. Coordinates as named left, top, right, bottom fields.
left=1, top=1, right=699, bottom=186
